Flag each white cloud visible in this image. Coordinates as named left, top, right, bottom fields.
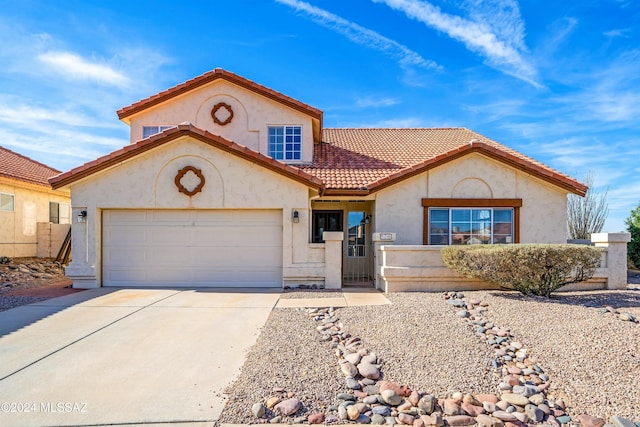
left=355, top=97, right=401, bottom=108
left=275, top=0, right=439, bottom=71
left=603, top=28, right=630, bottom=38
left=0, top=97, right=119, bottom=129
left=373, top=0, right=540, bottom=87
left=38, top=51, right=130, bottom=87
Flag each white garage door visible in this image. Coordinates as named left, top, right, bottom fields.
left=102, top=210, right=282, bottom=287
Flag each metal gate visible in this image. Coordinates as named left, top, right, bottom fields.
left=342, top=237, right=374, bottom=287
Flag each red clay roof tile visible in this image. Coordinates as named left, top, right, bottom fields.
left=0, top=146, right=61, bottom=188
left=300, top=128, right=587, bottom=196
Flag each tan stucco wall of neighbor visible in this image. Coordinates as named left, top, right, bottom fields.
left=65, top=136, right=323, bottom=288
left=374, top=154, right=570, bottom=245
left=127, top=79, right=315, bottom=163
left=0, top=177, right=70, bottom=258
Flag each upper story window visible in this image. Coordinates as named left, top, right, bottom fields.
left=142, top=125, right=173, bottom=139
left=0, top=193, right=14, bottom=212
left=268, top=126, right=301, bottom=161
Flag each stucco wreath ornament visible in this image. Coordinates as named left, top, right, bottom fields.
left=211, top=102, right=234, bottom=126
left=175, top=166, right=205, bottom=197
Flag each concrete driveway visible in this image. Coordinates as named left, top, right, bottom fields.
left=0, top=287, right=281, bottom=427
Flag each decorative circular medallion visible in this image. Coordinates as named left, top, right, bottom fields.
left=175, top=166, right=205, bottom=197
left=211, top=102, right=234, bottom=126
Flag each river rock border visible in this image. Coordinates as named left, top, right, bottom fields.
left=249, top=295, right=639, bottom=427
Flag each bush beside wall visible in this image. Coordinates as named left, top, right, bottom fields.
left=441, top=244, right=602, bottom=297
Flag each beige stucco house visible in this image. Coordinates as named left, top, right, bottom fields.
left=50, top=68, right=587, bottom=289
left=1, top=146, right=71, bottom=257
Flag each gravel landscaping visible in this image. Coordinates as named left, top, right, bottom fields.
left=219, top=287, right=640, bottom=424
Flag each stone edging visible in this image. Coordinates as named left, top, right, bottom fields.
left=248, top=295, right=639, bottom=427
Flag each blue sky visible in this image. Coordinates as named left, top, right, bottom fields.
left=1, top=0, right=638, bottom=232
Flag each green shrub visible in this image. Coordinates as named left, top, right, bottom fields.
left=626, top=203, right=640, bottom=269
left=441, top=244, right=602, bottom=297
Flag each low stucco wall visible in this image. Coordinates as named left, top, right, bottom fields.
left=36, top=223, right=71, bottom=258
left=376, top=234, right=629, bottom=293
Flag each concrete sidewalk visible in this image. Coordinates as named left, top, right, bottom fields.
left=0, top=288, right=280, bottom=427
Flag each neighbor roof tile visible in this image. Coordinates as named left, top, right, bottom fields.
left=0, top=146, right=61, bottom=187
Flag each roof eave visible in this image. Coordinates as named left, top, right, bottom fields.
left=358, top=142, right=587, bottom=197
left=117, top=68, right=323, bottom=127
left=50, top=125, right=323, bottom=191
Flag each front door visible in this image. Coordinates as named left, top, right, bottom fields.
left=343, top=210, right=374, bottom=287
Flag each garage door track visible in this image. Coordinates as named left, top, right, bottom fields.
left=0, top=288, right=280, bottom=427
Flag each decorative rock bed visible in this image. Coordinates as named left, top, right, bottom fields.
left=250, top=292, right=639, bottom=426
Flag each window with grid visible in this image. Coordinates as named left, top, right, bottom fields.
left=142, top=125, right=173, bottom=139
left=0, top=193, right=14, bottom=211
left=268, top=126, right=301, bottom=160
left=428, top=208, right=514, bottom=245
left=347, top=211, right=367, bottom=257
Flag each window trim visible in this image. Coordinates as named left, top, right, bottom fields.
left=0, top=192, right=15, bottom=212
left=422, top=198, right=521, bottom=245
left=268, top=125, right=302, bottom=161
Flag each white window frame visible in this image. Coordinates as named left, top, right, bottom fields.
left=142, top=125, right=173, bottom=139
left=0, top=192, right=15, bottom=212
left=268, top=125, right=302, bottom=161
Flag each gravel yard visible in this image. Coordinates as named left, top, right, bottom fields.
left=219, top=286, right=640, bottom=424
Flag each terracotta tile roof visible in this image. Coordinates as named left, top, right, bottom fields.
left=301, top=128, right=587, bottom=196
left=117, top=68, right=323, bottom=124
left=49, top=124, right=324, bottom=191
left=0, top=145, right=61, bottom=187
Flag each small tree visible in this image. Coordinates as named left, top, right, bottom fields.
left=626, top=202, right=640, bottom=269
left=567, top=171, right=609, bottom=240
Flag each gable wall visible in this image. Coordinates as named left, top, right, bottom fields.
left=374, top=154, right=568, bottom=245
left=127, top=80, right=315, bottom=162
left=67, top=136, right=315, bottom=286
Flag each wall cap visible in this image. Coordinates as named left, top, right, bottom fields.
left=323, top=231, right=344, bottom=241
left=590, top=232, right=631, bottom=243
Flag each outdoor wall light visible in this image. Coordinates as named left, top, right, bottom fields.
left=292, top=210, right=300, bottom=223
left=77, top=210, right=87, bottom=223
left=365, top=214, right=372, bottom=224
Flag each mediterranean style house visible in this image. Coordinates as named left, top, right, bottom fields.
left=1, top=146, right=71, bottom=257
left=50, top=68, right=587, bottom=289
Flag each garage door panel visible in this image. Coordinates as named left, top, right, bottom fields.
left=102, top=210, right=282, bottom=287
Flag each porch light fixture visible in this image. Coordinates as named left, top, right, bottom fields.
left=77, top=210, right=87, bottom=223
left=292, top=210, right=300, bottom=223
left=365, top=214, right=372, bottom=224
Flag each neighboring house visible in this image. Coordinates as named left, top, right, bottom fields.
left=0, top=146, right=71, bottom=257
left=50, top=68, right=586, bottom=289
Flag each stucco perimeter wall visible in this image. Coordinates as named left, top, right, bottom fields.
left=65, top=137, right=324, bottom=287
left=128, top=79, right=315, bottom=163
left=374, top=154, right=569, bottom=245
left=376, top=243, right=620, bottom=293
left=0, top=178, right=70, bottom=257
